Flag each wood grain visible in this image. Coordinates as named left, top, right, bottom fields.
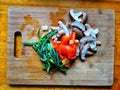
left=7, top=7, right=114, bottom=86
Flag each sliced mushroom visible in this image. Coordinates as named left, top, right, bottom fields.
left=89, top=41, right=97, bottom=51
left=84, top=24, right=99, bottom=38
left=70, top=9, right=87, bottom=23
left=80, top=36, right=98, bottom=60
left=80, top=36, right=96, bottom=50
left=58, top=21, right=70, bottom=36
left=71, top=21, right=85, bottom=32
left=70, top=9, right=83, bottom=22
left=80, top=44, right=90, bottom=61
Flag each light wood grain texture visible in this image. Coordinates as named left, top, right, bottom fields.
left=7, top=7, right=114, bottom=86
left=1, top=0, right=120, bottom=89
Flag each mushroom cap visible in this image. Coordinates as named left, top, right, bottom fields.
left=71, top=21, right=85, bottom=32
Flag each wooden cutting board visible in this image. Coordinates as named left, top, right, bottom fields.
left=7, top=7, right=115, bottom=86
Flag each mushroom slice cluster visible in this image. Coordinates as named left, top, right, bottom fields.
left=69, top=9, right=101, bottom=61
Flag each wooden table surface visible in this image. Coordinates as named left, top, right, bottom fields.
left=0, top=0, right=120, bottom=90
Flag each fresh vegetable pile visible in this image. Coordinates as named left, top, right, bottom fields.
left=23, top=29, right=67, bottom=74
left=22, top=9, right=101, bottom=74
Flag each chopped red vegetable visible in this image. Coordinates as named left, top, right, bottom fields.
left=51, top=32, right=79, bottom=67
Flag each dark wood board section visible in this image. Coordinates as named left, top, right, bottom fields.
left=7, top=7, right=115, bottom=86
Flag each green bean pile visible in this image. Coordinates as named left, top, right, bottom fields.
left=22, top=29, right=67, bottom=74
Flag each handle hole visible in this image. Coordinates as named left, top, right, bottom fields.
left=14, top=31, right=22, bottom=58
